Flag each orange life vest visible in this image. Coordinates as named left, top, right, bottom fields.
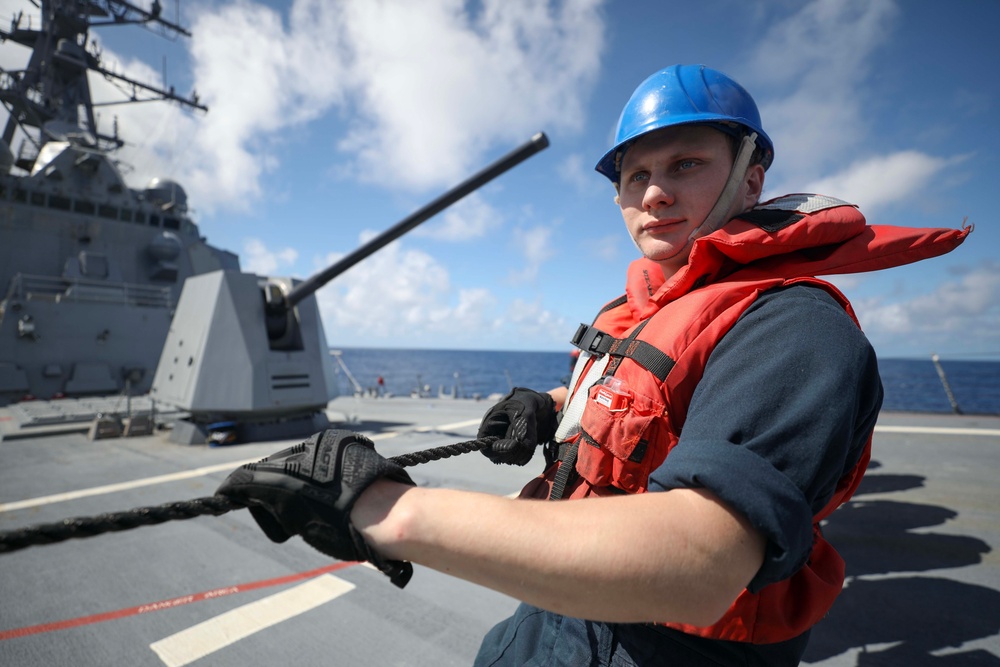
left=521, top=194, right=970, bottom=643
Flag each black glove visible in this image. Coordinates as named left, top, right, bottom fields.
left=477, top=387, right=558, bottom=466
left=216, top=429, right=415, bottom=588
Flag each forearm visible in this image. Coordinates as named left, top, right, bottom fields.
left=353, top=481, right=764, bottom=626
left=547, top=385, right=568, bottom=411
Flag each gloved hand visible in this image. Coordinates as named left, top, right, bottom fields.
left=216, top=429, right=415, bottom=588
left=478, top=387, right=558, bottom=466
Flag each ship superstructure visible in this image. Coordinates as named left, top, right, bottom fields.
left=0, top=0, right=238, bottom=404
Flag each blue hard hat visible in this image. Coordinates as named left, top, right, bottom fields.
left=595, top=64, right=774, bottom=181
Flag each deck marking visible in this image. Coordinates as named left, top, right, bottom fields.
left=0, top=458, right=263, bottom=512
left=426, top=418, right=482, bottom=432
left=0, top=419, right=478, bottom=513
left=386, top=418, right=480, bottom=435
left=2, top=420, right=994, bottom=514
left=874, top=425, right=1000, bottom=437
left=0, top=562, right=357, bottom=641
left=150, top=574, right=355, bottom=667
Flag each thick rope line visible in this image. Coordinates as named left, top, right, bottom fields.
left=0, top=436, right=496, bottom=554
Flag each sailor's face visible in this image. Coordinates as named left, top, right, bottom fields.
left=618, top=126, right=734, bottom=276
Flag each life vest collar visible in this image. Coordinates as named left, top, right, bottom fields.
left=627, top=194, right=970, bottom=321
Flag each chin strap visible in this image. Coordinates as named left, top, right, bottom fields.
left=686, top=131, right=759, bottom=243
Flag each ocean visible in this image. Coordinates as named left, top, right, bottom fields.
left=331, top=348, right=1000, bottom=416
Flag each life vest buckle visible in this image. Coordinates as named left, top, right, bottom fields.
left=571, top=323, right=612, bottom=356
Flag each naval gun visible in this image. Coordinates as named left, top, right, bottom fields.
left=150, top=133, right=550, bottom=444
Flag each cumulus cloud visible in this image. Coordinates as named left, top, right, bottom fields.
left=733, top=0, right=975, bottom=220
left=335, top=0, right=603, bottom=189
left=583, top=233, right=625, bottom=263
left=242, top=238, right=299, bottom=276
left=180, top=1, right=350, bottom=209
left=314, top=229, right=567, bottom=347
left=510, top=226, right=555, bottom=283
left=802, top=151, right=962, bottom=215
left=503, top=298, right=569, bottom=344
left=314, top=234, right=454, bottom=341
left=417, top=193, right=503, bottom=241
left=156, top=0, right=603, bottom=210
left=740, top=0, right=899, bottom=181
left=560, top=152, right=600, bottom=192
left=3, top=0, right=603, bottom=212
left=852, top=261, right=1000, bottom=355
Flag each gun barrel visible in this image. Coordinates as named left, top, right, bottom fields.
left=284, top=132, right=549, bottom=309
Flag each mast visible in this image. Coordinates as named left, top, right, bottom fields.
left=0, top=0, right=205, bottom=171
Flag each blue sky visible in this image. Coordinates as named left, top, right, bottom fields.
left=3, top=0, right=998, bottom=359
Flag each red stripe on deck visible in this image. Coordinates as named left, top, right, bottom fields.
left=0, top=561, right=357, bottom=641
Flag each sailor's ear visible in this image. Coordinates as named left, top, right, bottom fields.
left=744, top=164, right=765, bottom=206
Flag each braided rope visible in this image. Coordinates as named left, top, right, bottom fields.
left=0, top=436, right=496, bottom=554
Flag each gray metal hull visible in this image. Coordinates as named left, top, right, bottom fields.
left=0, top=0, right=239, bottom=406
left=0, top=175, right=239, bottom=404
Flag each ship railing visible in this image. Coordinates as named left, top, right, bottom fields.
left=5, top=273, right=174, bottom=309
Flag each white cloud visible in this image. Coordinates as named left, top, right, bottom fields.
left=242, top=238, right=299, bottom=276
left=164, top=0, right=604, bottom=209
left=853, top=261, right=1000, bottom=354
left=503, top=298, right=568, bottom=345
left=417, top=193, right=503, bottom=241
left=337, top=0, right=604, bottom=189
left=802, top=151, right=959, bottom=215
left=560, top=152, right=601, bottom=192
left=734, top=0, right=974, bottom=226
left=313, top=228, right=570, bottom=347
left=2, top=0, right=603, bottom=213
left=180, top=1, right=350, bottom=210
left=740, top=0, right=899, bottom=181
left=450, top=288, right=503, bottom=333
left=583, top=232, right=626, bottom=263
left=510, top=226, right=555, bottom=282
left=315, top=236, right=454, bottom=341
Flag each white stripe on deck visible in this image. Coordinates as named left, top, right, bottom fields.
left=0, top=423, right=479, bottom=513
left=0, top=458, right=263, bottom=512
left=383, top=418, right=481, bottom=436
left=149, top=574, right=355, bottom=667
left=874, top=425, right=1000, bottom=437
left=4, top=420, right=994, bottom=514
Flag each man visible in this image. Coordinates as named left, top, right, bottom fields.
left=218, top=65, right=968, bottom=665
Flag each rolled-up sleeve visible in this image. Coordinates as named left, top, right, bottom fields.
left=647, top=284, right=883, bottom=591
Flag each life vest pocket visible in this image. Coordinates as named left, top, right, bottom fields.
left=577, top=380, right=665, bottom=493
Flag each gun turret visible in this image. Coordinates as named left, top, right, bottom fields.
left=151, top=133, right=550, bottom=444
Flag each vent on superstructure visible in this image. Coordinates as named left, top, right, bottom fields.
left=271, top=373, right=311, bottom=391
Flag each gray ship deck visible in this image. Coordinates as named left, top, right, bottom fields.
left=1, top=397, right=998, bottom=666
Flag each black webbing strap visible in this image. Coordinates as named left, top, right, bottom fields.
left=605, top=319, right=676, bottom=382
left=548, top=441, right=579, bottom=500
left=619, top=339, right=675, bottom=382
left=572, top=320, right=676, bottom=382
